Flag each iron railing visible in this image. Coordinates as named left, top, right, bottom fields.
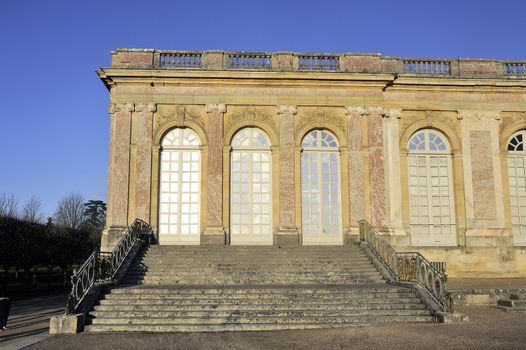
left=65, top=219, right=152, bottom=314
left=359, top=220, right=449, bottom=311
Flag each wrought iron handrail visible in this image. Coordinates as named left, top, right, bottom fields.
left=65, top=219, right=152, bottom=314
left=358, top=220, right=450, bottom=311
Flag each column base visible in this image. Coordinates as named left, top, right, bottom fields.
left=100, top=226, right=127, bottom=252
left=203, top=227, right=226, bottom=245
left=276, top=228, right=300, bottom=246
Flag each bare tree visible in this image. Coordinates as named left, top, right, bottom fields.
left=22, top=196, right=44, bottom=223
left=54, top=193, right=85, bottom=229
left=0, top=194, right=18, bottom=218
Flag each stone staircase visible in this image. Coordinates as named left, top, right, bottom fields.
left=84, top=245, right=435, bottom=332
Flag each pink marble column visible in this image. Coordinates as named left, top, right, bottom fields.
left=134, top=103, right=156, bottom=222
left=368, top=107, right=388, bottom=229
left=345, top=106, right=369, bottom=233
left=204, top=104, right=227, bottom=243
left=102, top=103, right=133, bottom=251
left=277, top=105, right=298, bottom=241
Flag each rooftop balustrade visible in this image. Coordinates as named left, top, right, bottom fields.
left=110, top=49, right=526, bottom=79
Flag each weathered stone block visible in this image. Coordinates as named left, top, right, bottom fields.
left=340, top=54, right=382, bottom=73
left=203, top=50, right=224, bottom=70
left=272, top=52, right=294, bottom=70
left=111, top=49, right=154, bottom=68
left=459, top=59, right=503, bottom=78
left=49, top=314, right=84, bottom=334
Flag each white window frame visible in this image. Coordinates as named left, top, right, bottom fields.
left=507, top=130, right=526, bottom=246
left=230, top=127, right=273, bottom=245
left=158, top=128, right=201, bottom=245
left=407, top=129, right=456, bottom=246
left=301, top=129, right=343, bottom=245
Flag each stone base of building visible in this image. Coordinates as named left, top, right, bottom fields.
left=49, top=314, right=84, bottom=334
left=275, top=228, right=300, bottom=246
left=202, top=227, right=226, bottom=245
left=100, top=226, right=127, bottom=252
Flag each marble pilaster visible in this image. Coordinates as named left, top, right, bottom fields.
left=277, top=105, right=298, bottom=242
left=345, top=106, right=369, bottom=234
left=368, top=107, right=389, bottom=229
left=133, top=103, right=156, bottom=222
left=458, top=110, right=506, bottom=242
left=101, top=102, right=133, bottom=251
left=204, top=104, right=227, bottom=244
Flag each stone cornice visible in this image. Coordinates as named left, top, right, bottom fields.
left=205, top=104, right=227, bottom=113
left=277, top=105, right=298, bottom=115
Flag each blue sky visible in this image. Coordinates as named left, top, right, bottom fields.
left=1, top=0, right=525, bottom=218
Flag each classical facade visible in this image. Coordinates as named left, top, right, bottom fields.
left=98, top=49, right=526, bottom=277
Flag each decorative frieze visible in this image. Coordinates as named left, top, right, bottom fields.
left=457, top=110, right=501, bottom=121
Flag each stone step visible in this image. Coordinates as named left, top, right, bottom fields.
left=101, top=292, right=415, bottom=301
left=93, top=299, right=423, bottom=311
left=120, top=279, right=386, bottom=285
left=91, top=304, right=427, bottom=317
left=96, top=297, right=423, bottom=307
left=123, top=272, right=382, bottom=279
left=107, top=284, right=404, bottom=294
left=84, top=316, right=433, bottom=333
left=91, top=311, right=431, bottom=325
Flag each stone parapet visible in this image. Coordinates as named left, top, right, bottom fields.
left=109, top=48, right=526, bottom=79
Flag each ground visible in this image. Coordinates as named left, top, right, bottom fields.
left=16, top=305, right=526, bottom=350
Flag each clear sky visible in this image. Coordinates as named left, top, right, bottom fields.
left=1, top=0, right=525, bottom=218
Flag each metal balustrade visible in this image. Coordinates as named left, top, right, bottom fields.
left=227, top=53, right=272, bottom=70
left=65, top=219, right=153, bottom=315
left=504, top=63, right=526, bottom=77
left=159, top=52, right=202, bottom=68
left=297, top=55, right=339, bottom=71
left=403, top=59, right=451, bottom=76
left=359, top=220, right=450, bottom=311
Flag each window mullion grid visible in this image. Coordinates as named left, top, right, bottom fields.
left=178, top=150, right=184, bottom=236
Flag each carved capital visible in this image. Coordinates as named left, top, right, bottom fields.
left=384, top=109, right=402, bottom=119
left=108, top=103, right=121, bottom=114
left=277, top=105, right=298, bottom=115
left=147, top=103, right=157, bottom=113
left=134, top=103, right=146, bottom=112
left=205, top=104, right=227, bottom=113
left=369, top=106, right=388, bottom=116
left=124, top=103, right=135, bottom=113
left=344, top=106, right=371, bottom=116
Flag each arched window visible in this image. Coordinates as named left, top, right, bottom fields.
left=158, top=128, right=201, bottom=244
left=507, top=130, right=526, bottom=245
left=301, top=129, right=342, bottom=245
left=408, top=129, right=456, bottom=246
left=230, top=128, right=272, bottom=244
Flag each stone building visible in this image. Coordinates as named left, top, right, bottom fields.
left=97, top=49, right=526, bottom=278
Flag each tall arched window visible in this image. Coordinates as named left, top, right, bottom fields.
left=301, top=129, right=342, bottom=245
left=507, top=130, right=526, bottom=245
left=408, top=129, right=456, bottom=246
left=159, top=128, right=201, bottom=244
left=230, top=127, right=272, bottom=244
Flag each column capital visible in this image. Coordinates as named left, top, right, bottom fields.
left=383, top=108, right=402, bottom=119
left=205, top=103, right=227, bottom=113
left=108, top=103, right=121, bottom=114
left=344, top=106, right=372, bottom=116
left=123, top=103, right=135, bottom=113
left=134, top=102, right=157, bottom=113
left=277, top=105, right=298, bottom=115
